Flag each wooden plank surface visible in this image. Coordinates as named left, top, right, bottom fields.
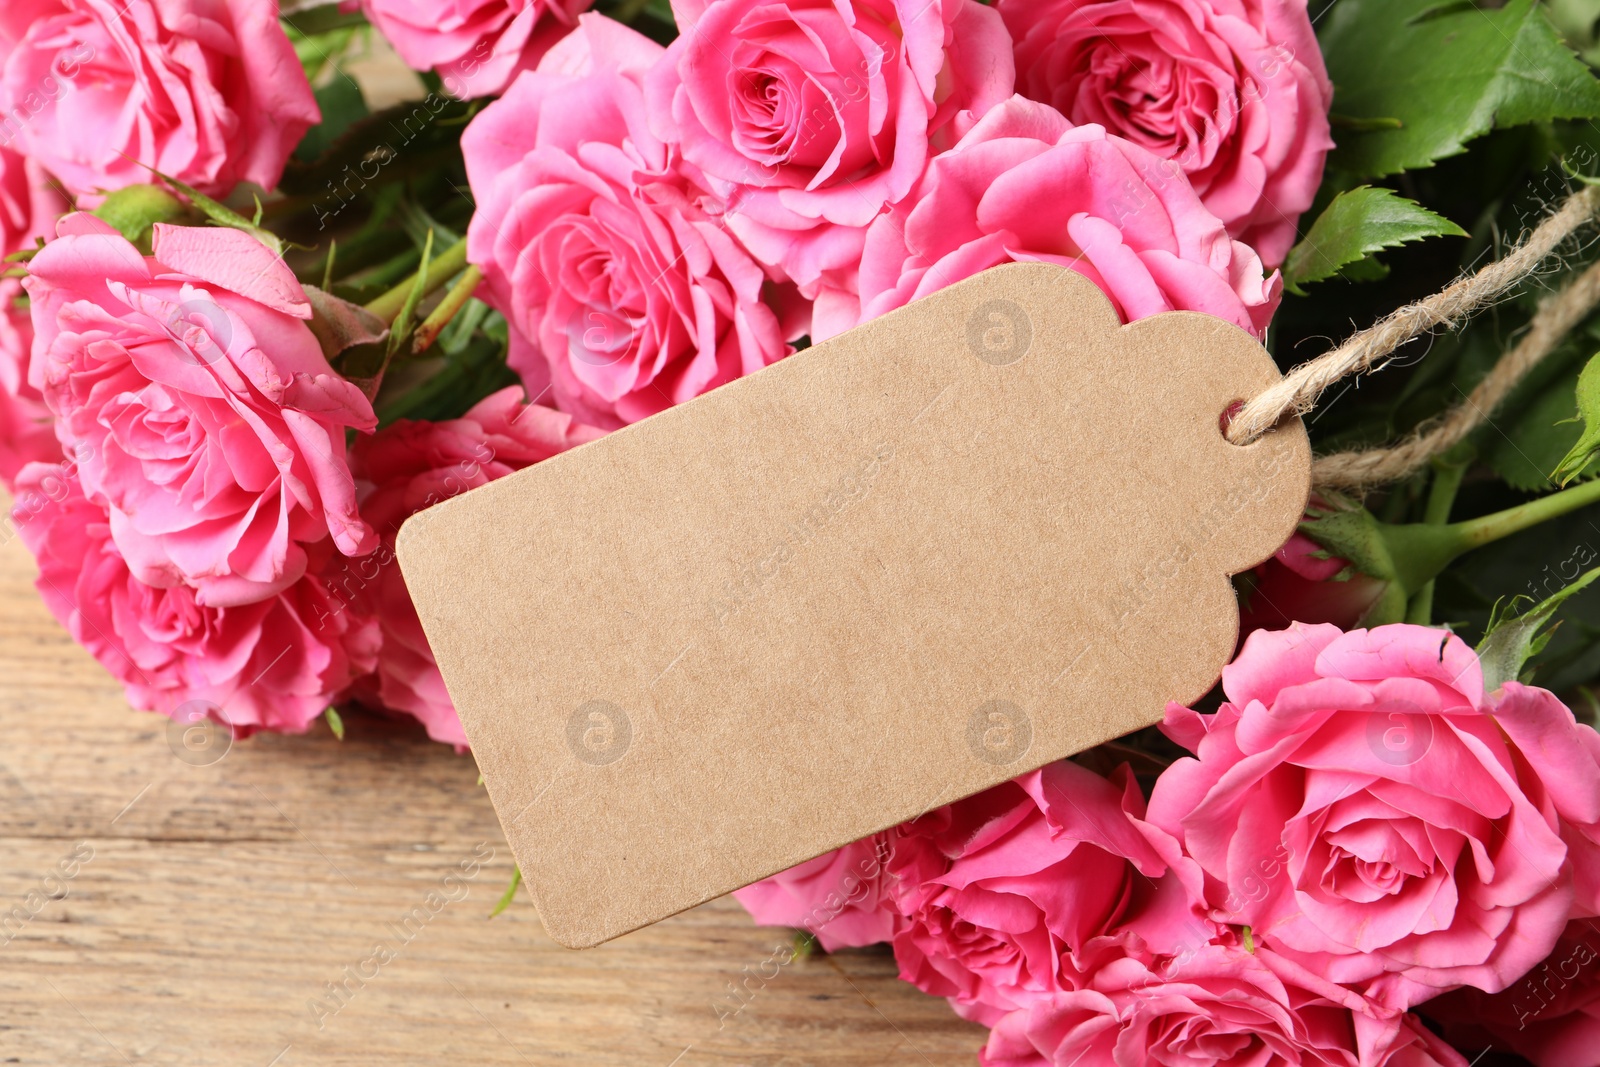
left=0, top=526, right=984, bottom=1066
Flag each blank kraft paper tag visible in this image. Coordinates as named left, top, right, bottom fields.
left=397, top=262, right=1312, bottom=948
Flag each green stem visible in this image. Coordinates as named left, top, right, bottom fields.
left=1453, top=476, right=1600, bottom=552
left=1379, top=478, right=1418, bottom=523
left=411, top=265, right=483, bottom=355
left=350, top=246, right=422, bottom=291
left=320, top=238, right=337, bottom=293
left=300, top=226, right=408, bottom=289
left=608, top=0, right=655, bottom=21
left=1344, top=463, right=1600, bottom=613
left=387, top=229, right=434, bottom=359
left=490, top=866, right=522, bottom=918
left=364, top=236, right=468, bottom=323
left=1405, top=449, right=1471, bottom=625
left=280, top=5, right=368, bottom=35
left=1422, top=467, right=1467, bottom=526
left=254, top=190, right=324, bottom=222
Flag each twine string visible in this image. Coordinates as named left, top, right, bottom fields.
left=1227, top=185, right=1600, bottom=489
left=1312, top=258, right=1600, bottom=489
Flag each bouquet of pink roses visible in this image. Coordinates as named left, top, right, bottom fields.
left=8, top=0, right=1600, bottom=1063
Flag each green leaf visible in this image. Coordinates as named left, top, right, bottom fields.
left=1298, top=495, right=1494, bottom=625
left=490, top=867, right=522, bottom=918
left=1321, top=0, right=1600, bottom=179
left=1282, top=187, right=1465, bottom=294
left=279, top=3, right=368, bottom=37
left=1553, top=352, right=1600, bottom=485
left=438, top=297, right=492, bottom=356
left=1480, top=344, right=1597, bottom=491
left=286, top=24, right=357, bottom=83
left=92, top=185, right=188, bottom=252
left=1407, top=0, right=1478, bottom=25
left=130, top=163, right=285, bottom=256
left=1577, top=685, right=1600, bottom=727
left=388, top=229, right=433, bottom=357
left=1337, top=255, right=1392, bottom=284
left=1477, top=565, right=1600, bottom=689
left=324, top=707, right=345, bottom=740
left=277, top=96, right=475, bottom=198
left=376, top=336, right=519, bottom=426
left=375, top=314, right=519, bottom=427
left=1548, top=0, right=1600, bottom=66
left=396, top=199, right=461, bottom=251
left=294, top=79, right=368, bottom=163
left=1298, top=501, right=1409, bottom=624
left=335, top=231, right=432, bottom=403
left=1329, top=114, right=1405, bottom=133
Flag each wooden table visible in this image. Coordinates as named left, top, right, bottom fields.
left=0, top=529, right=984, bottom=1065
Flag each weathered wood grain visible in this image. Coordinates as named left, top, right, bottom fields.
left=0, top=529, right=984, bottom=1066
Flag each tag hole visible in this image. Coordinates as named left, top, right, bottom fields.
left=1219, top=399, right=1245, bottom=442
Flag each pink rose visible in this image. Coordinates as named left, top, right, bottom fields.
left=339, top=387, right=602, bottom=747
left=0, top=147, right=61, bottom=486
left=981, top=945, right=1467, bottom=1067
left=0, top=144, right=58, bottom=255
left=1149, top=623, right=1594, bottom=1009
left=463, top=15, right=792, bottom=428
left=0, top=149, right=64, bottom=486
left=887, top=761, right=1204, bottom=1026
left=11, top=460, right=377, bottom=733
left=1422, top=918, right=1600, bottom=1067
left=733, top=833, right=899, bottom=952
left=0, top=279, right=57, bottom=487
left=822, top=97, right=1281, bottom=342
left=1489, top=684, right=1600, bottom=923
left=0, top=0, right=319, bottom=198
left=645, top=0, right=1015, bottom=293
left=994, top=0, right=1333, bottom=266
left=1239, top=530, right=1387, bottom=638
left=25, top=215, right=377, bottom=608
left=362, top=0, right=594, bottom=98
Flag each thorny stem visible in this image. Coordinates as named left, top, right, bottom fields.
left=364, top=235, right=468, bottom=322
left=411, top=265, right=483, bottom=355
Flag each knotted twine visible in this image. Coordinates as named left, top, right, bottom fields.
left=1225, top=185, right=1600, bottom=490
